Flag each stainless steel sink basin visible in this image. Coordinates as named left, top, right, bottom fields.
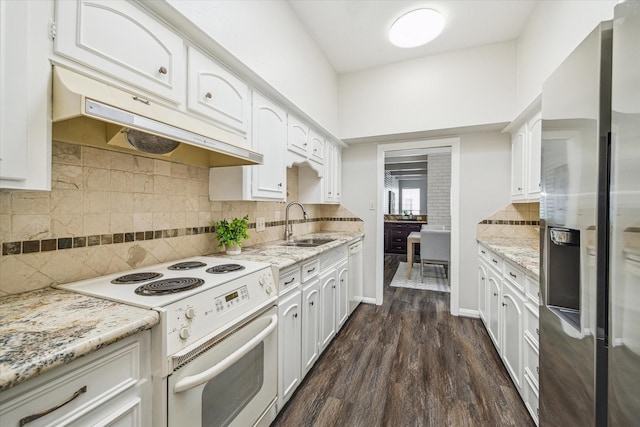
left=279, top=238, right=335, bottom=248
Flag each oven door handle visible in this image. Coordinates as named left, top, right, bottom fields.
left=174, top=314, right=278, bottom=393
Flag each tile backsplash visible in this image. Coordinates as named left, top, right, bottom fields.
left=0, top=142, right=362, bottom=295
left=476, top=202, right=540, bottom=239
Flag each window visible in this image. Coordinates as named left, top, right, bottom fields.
left=401, top=188, right=420, bottom=214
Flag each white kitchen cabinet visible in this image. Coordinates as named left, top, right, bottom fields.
left=324, top=142, right=338, bottom=202
left=319, top=267, right=337, bottom=352
left=287, top=115, right=310, bottom=158
left=509, top=109, right=541, bottom=202
left=277, top=289, right=302, bottom=409
left=478, top=261, right=488, bottom=324
left=308, top=129, right=325, bottom=165
left=187, top=47, right=251, bottom=140
left=0, top=332, right=151, bottom=427
left=501, top=280, right=525, bottom=391
left=0, top=0, right=51, bottom=190
left=209, top=92, right=286, bottom=201
left=487, top=269, right=502, bottom=351
left=301, top=278, right=320, bottom=376
left=336, top=260, right=349, bottom=331
left=54, top=0, right=185, bottom=103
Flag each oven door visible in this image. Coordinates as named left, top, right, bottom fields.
left=168, top=306, right=278, bottom=427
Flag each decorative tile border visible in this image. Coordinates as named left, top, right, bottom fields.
left=479, top=219, right=540, bottom=226
left=1, top=217, right=362, bottom=256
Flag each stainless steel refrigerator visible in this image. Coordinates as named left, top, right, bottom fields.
left=540, top=1, right=640, bottom=425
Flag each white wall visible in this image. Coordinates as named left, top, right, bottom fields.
left=516, top=0, right=617, bottom=113
left=166, top=0, right=338, bottom=134
left=337, top=41, right=517, bottom=139
left=458, top=132, right=511, bottom=311
left=342, top=132, right=510, bottom=307
left=341, top=143, right=378, bottom=299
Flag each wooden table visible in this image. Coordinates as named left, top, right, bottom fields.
left=407, top=231, right=420, bottom=279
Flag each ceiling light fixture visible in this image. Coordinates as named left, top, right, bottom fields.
left=389, top=8, right=445, bottom=48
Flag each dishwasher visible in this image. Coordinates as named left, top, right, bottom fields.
left=348, top=239, right=363, bottom=314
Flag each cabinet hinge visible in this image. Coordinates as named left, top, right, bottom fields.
left=48, top=20, right=56, bottom=41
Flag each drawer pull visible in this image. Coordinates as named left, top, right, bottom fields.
left=307, top=267, right=316, bottom=273
left=19, top=385, right=87, bottom=426
left=509, top=272, right=517, bottom=279
left=481, top=250, right=486, bottom=254
left=158, top=66, right=168, bottom=75
left=284, top=277, right=296, bottom=285
left=132, top=96, right=150, bottom=105
left=492, top=258, right=498, bottom=264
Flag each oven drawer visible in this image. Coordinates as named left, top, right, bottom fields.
left=278, top=265, right=301, bottom=296
left=0, top=333, right=148, bottom=427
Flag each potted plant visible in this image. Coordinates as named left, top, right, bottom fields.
left=213, top=215, right=250, bottom=255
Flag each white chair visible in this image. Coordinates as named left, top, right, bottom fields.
left=421, top=224, right=445, bottom=231
left=419, top=229, right=451, bottom=283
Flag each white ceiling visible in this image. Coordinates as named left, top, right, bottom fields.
left=288, top=0, right=538, bottom=74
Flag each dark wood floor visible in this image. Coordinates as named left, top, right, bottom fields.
left=271, top=254, right=535, bottom=427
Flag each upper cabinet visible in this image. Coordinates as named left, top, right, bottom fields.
left=0, top=0, right=51, bottom=190
left=308, top=130, right=325, bottom=165
left=187, top=47, right=251, bottom=141
left=209, top=92, right=287, bottom=201
left=286, top=115, right=325, bottom=177
left=507, top=100, right=541, bottom=202
left=54, top=0, right=185, bottom=103
left=298, top=139, right=342, bottom=205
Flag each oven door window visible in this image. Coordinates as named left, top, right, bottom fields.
left=203, top=343, right=264, bottom=426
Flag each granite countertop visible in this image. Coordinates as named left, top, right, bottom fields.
left=0, top=289, right=159, bottom=391
left=218, top=231, right=364, bottom=270
left=477, top=236, right=540, bottom=279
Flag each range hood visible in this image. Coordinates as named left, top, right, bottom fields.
left=52, top=67, right=263, bottom=167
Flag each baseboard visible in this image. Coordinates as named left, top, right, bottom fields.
left=458, top=308, right=480, bottom=319
left=360, top=297, right=378, bottom=305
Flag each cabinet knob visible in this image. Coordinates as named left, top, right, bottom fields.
left=293, top=313, right=298, bottom=318
left=278, top=183, right=283, bottom=188
left=205, top=92, right=212, bottom=99
left=536, top=328, right=540, bottom=335
left=536, top=366, right=539, bottom=374
left=502, top=302, right=507, bottom=306
left=493, top=292, right=498, bottom=296
left=158, top=66, right=168, bottom=75
left=518, top=187, right=522, bottom=191
left=310, top=301, right=314, bottom=306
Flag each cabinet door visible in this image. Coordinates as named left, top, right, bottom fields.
left=324, top=142, right=336, bottom=202
left=309, top=130, right=324, bottom=164
left=187, top=47, right=250, bottom=138
left=478, top=262, right=488, bottom=324
left=487, top=270, right=502, bottom=351
left=501, top=281, right=525, bottom=390
left=336, top=261, right=349, bottom=331
left=526, top=112, right=542, bottom=200
left=251, top=93, right=286, bottom=200
left=55, top=0, right=185, bottom=102
left=302, top=280, right=320, bottom=376
left=0, top=0, right=51, bottom=190
left=319, top=270, right=337, bottom=351
left=287, top=115, right=309, bottom=157
left=335, top=147, right=342, bottom=202
left=510, top=128, right=526, bottom=200
left=277, top=290, right=302, bottom=407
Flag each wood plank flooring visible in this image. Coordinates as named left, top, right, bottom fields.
left=271, top=254, right=535, bottom=427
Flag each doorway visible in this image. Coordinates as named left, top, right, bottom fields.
left=376, top=137, right=461, bottom=315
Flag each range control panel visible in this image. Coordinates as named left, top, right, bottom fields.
left=215, top=286, right=249, bottom=313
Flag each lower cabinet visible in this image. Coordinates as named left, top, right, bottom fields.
left=478, top=243, right=540, bottom=425
left=336, top=260, right=349, bottom=331
left=0, top=332, right=151, bottom=427
left=277, top=289, right=302, bottom=409
left=319, top=267, right=337, bottom=352
left=301, top=279, right=320, bottom=376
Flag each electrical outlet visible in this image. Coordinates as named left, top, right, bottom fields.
left=256, top=217, right=266, bottom=232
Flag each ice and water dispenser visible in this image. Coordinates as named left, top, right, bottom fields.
left=546, top=226, right=582, bottom=329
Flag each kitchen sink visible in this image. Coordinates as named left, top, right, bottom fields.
left=280, top=238, right=335, bottom=247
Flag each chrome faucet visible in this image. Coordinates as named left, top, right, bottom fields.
left=284, top=201, right=308, bottom=241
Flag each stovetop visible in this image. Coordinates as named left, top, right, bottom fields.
left=57, top=256, right=272, bottom=309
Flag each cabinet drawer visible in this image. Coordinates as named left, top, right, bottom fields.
left=524, top=302, right=540, bottom=346
left=279, top=265, right=301, bottom=296
left=478, top=244, right=490, bottom=262
left=487, top=252, right=503, bottom=272
left=503, top=261, right=525, bottom=293
left=525, top=275, right=540, bottom=304
left=523, top=371, right=540, bottom=425
left=301, top=258, right=320, bottom=282
left=390, top=230, right=407, bottom=237
left=0, top=338, right=142, bottom=427
left=524, top=334, right=539, bottom=387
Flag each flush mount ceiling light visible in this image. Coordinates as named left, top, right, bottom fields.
left=389, top=8, right=445, bottom=48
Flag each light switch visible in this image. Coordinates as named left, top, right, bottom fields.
left=256, top=217, right=266, bottom=232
